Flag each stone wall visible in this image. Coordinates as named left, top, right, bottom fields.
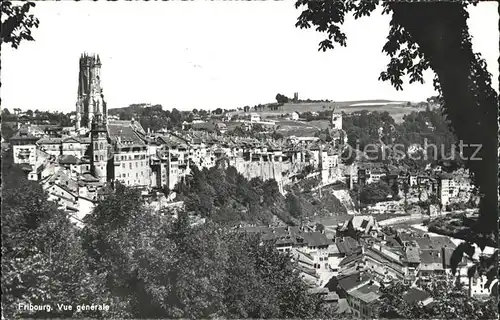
left=332, top=190, right=357, bottom=214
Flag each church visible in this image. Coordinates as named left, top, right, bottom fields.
left=76, top=53, right=150, bottom=187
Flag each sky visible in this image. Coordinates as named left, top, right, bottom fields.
left=2, top=1, right=498, bottom=112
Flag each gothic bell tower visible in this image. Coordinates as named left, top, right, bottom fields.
left=90, top=112, right=109, bottom=183
left=76, top=53, right=107, bottom=129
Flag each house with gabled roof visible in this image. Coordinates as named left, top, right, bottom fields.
left=108, top=121, right=150, bottom=187
left=337, top=215, right=381, bottom=238
left=28, top=164, right=46, bottom=181
left=61, top=136, right=85, bottom=157
left=37, top=137, right=62, bottom=156
left=338, top=244, right=406, bottom=284
left=10, top=129, right=40, bottom=165
left=45, top=183, right=79, bottom=212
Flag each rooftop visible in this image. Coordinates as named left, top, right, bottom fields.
left=349, top=282, right=381, bottom=303
left=59, top=154, right=80, bottom=165
left=405, top=246, right=421, bottom=263
left=337, top=272, right=372, bottom=292
left=108, top=123, right=145, bottom=146
left=336, top=236, right=361, bottom=254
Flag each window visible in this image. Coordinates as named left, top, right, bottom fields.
left=94, top=155, right=98, bottom=161
left=100, top=142, right=104, bottom=149
left=136, top=162, right=138, bottom=168
left=122, top=163, right=125, bottom=168
left=129, top=163, right=132, bottom=169
left=94, top=142, right=98, bottom=150
left=136, top=173, right=138, bottom=178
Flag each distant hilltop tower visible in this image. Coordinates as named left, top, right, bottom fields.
left=76, top=53, right=107, bottom=130
left=330, top=105, right=342, bottom=129
left=293, top=92, right=299, bottom=102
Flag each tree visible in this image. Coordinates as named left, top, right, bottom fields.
left=1, top=121, right=16, bottom=141
left=360, top=180, right=392, bottom=205
left=295, top=3, right=498, bottom=291
left=378, top=280, right=497, bottom=319
left=272, top=131, right=284, bottom=140
left=1, top=151, right=113, bottom=319
left=286, top=193, right=303, bottom=218
left=170, top=108, right=183, bottom=128
left=315, top=223, right=325, bottom=232
left=276, top=93, right=290, bottom=104
left=1, top=1, right=40, bottom=49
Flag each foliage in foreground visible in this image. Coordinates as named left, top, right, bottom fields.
left=378, top=281, right=497, bottom=319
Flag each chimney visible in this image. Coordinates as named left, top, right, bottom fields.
left=358, top=271, right=364, bottom=282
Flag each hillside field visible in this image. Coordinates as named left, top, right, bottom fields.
left=233, top=100, right=430, bottom=124
left=247, top=100, right=433, bottom=137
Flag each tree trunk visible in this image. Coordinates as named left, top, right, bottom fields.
left=390, top=2, right=497, bottom=246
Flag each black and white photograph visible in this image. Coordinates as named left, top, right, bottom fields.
left=1, top=0, right=498, bottom=319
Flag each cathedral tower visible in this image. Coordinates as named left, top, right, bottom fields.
left=76, top=53, right=107, bottom=129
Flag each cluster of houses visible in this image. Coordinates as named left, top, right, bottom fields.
left=8, top=111, right=475, bottom=227
left=350, top=161, right=475, bottom=212
left=8, top=116, right=349, bottom=224
left=242, top=215, right=493, bottom=318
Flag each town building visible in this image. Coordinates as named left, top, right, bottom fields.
left=289, top=112, right=300, bottom=121
left=10, top=128, right=40, bottom=165
left=250, top=113, right=260, bottom=123
left=439, top=171, right=473, bottom=207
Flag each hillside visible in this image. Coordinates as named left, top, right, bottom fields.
left=174, top=164, right=349, bottom=226
left=231, top=100, right=430, bottom=124
left=108, top=103, right=153, bottom=115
